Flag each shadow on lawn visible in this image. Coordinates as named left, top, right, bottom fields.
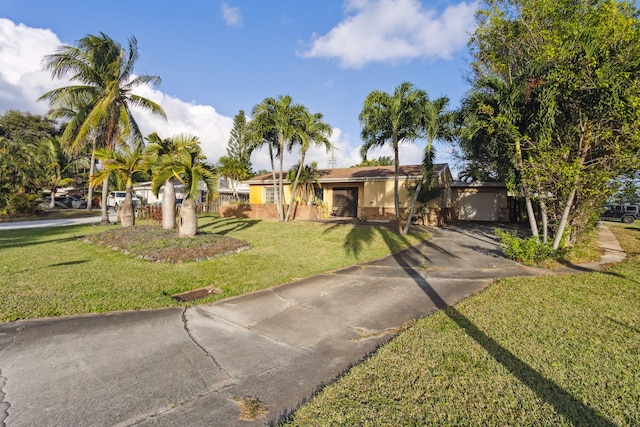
left=389, top=246, right=617, bottom=427
left=198, top=217, right=260, bottom=235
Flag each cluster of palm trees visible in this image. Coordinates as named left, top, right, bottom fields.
left=37, top=32, right=452, bottom=236
left=360, top=82, right=453, bottom=234
left=39, top=33, right=214, bottom=237
left=247, top=95, right=332, bottom=222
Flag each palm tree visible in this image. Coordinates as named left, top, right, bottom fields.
left=403, top=96, right=453, bottom=234
left=91, top=144, right=146, bottom=227
left=40, top=32, right=166, bottom=225
left=359, top=82, right=426, bottom=234
left=152, top=135, right=216, bottom=237
left=287, top=161, right=322, bottom=203
left=38, top=136, right=83, bottom=209
left=250, top=95, right=307, bottom=221
left=285, top=111, right=332, bottom=221
left=217, top=155, right=249, bottom=200
left=145, top=132, right=199, bottom=230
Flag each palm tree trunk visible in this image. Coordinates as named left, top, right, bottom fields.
left=515, top=138, right=538, bottom=239
left=393, top=139, right=403, bottom=234
left=100, top=178, right=110, bottom=225
left=49, top=187, right=56, bottom=209
left=179, top=198, right=197, bottom=237
left=268, top=145, right=282, bottom=221
left=121, top=186, right=135, bottom=227
left=403, top=181, right=422, bottom=234
left=278, top=135, right=286, bottom=222
left=162, top=178, right=176, bottom=230
left=86, top=138, right=96, bottom=211
left=285, top=155, right=306, bottom=221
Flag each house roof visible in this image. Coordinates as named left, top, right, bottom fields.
left=247, top=164, right=449, bottom=184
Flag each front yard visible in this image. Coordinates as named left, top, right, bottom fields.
left=285, top=222, right=640, bottom=426
left=0, top=216, right=426, bottom=322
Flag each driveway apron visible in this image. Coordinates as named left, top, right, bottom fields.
left=0, top=223, right=613, bottom=426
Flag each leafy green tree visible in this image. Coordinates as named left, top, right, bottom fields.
left=352, top=156, right=395, bottom=167
left=40, top=32, right=166, bottom=225
left=227, top=109, right=253, bottom=173
left=91, top=144, right=146, bottom=227
left=359, top=82, right=426, bottom=234
left=465, top=0, right=640, bottom=250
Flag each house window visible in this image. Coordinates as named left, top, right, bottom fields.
left=264, top=187, right=275, bottom=204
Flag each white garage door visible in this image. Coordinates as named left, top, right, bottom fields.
left=458, top=191, right=500, bottom=221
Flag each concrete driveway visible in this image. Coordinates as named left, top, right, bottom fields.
left=0, top=223, right=623, bottom=426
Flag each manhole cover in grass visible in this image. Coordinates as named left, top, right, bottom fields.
left=171, top=286, right=222, bottom=302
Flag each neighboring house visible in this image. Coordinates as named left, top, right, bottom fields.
left=451, top=181, right=509, bottom=222
left=133, top=178, right=248, bottom=205
left=242, top=164, right=453, bottom=223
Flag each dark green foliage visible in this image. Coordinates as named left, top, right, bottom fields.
left=496, top=229, right=553, bottom=265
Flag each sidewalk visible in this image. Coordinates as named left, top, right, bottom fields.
left=0, top=223, right=626, bottom=426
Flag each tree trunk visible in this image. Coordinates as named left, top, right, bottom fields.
left=49, top=187, right=56, bottom=209
left=100, top=178, right=110, bottom=225
left=285, top=154, right=306, bottom=222
left=514, top=137, right=539, bottom=239
left=403, top=181, right=422, bottom=235
left=540, top=197, right=548, bottom=244
left=179, top=198, right=198, bottom=238
left=278, top=135, right=286, bottom=222
left=121, top=186, right=135, bottom=227
left=553, top=187, right=577, bottom=251
left=86, top=138, right=96, bottom=211
left=393, top=139, right=403, bottom=234
left=162, top=178, right=176, bottom=230
left=268, top=144, right=282, bottom=221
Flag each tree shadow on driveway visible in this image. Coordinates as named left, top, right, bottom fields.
left=390, top=246, right=616, bottom=427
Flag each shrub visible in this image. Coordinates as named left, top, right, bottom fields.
left=495, top=229, right=554, bottom=265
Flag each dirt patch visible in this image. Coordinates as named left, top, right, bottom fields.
left=236, top=396, right=268, bottom=421
left=83, top=225, right=250, bottom=263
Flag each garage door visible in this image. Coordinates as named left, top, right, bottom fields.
left=333, top=188, right=358, bottom=217
left=458, top=191, right=500, bottom=221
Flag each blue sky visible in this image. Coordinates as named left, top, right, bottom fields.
left=0, top=0, right=478, bottom=174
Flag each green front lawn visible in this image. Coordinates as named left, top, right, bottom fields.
left=0, top=216, right=426, bottom=323
left=285, top=222, right=640, bottom=426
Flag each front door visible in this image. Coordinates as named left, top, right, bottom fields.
left=333, top=188, right=358, bottom=217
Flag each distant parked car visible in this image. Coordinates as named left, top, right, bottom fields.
left=70, top=197, right=87, bottom=209
left=43, top=196, right=73, bottom=209
left=600, top=204, right=639, bottom=224
left=106, top=191, right=141, bottom=210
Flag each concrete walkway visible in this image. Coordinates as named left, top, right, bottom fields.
left=0, top=223, right=626, bottom=426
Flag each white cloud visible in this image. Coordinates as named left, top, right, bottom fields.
left=0, top=18, right=66, bottom=114
left=221, top=2, right=242, bottom=27
left=0, top=18, right=234, bottom=164
left=298, top=0, right=478, bottom=68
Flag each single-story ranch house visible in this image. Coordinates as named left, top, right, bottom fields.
left=218, top=164, right=510, bottom=226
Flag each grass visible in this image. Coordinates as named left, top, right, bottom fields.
left=285, top=221, right=640, bottom=426
left=0, top=215, right=426, bottom=323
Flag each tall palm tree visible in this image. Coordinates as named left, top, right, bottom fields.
left=359, top=82, right=426, bottom=234
left=152, top=134, right=216, bottom=237
left=250, top=95, right=307, bottom=221
left=285, top=111, right=332, bottom=221
left=403, top=96, right=453, bottom=234
left=91, top=144, right=146, bottom=227
left=145, top=132, right=199, bottom=230
left=39, top=32, right=166, bottom=225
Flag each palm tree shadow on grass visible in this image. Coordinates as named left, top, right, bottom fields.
left=197, top=217, right=260, bottom=235
left=322, top=222, right=413, bottom=259
left=389, top=247, right=617, bottom=427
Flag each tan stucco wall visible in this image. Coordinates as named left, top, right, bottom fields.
left=249, top=184, right=293, bottom=205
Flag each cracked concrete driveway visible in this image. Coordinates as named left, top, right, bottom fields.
left=0, top=223, right=622, bottom=426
